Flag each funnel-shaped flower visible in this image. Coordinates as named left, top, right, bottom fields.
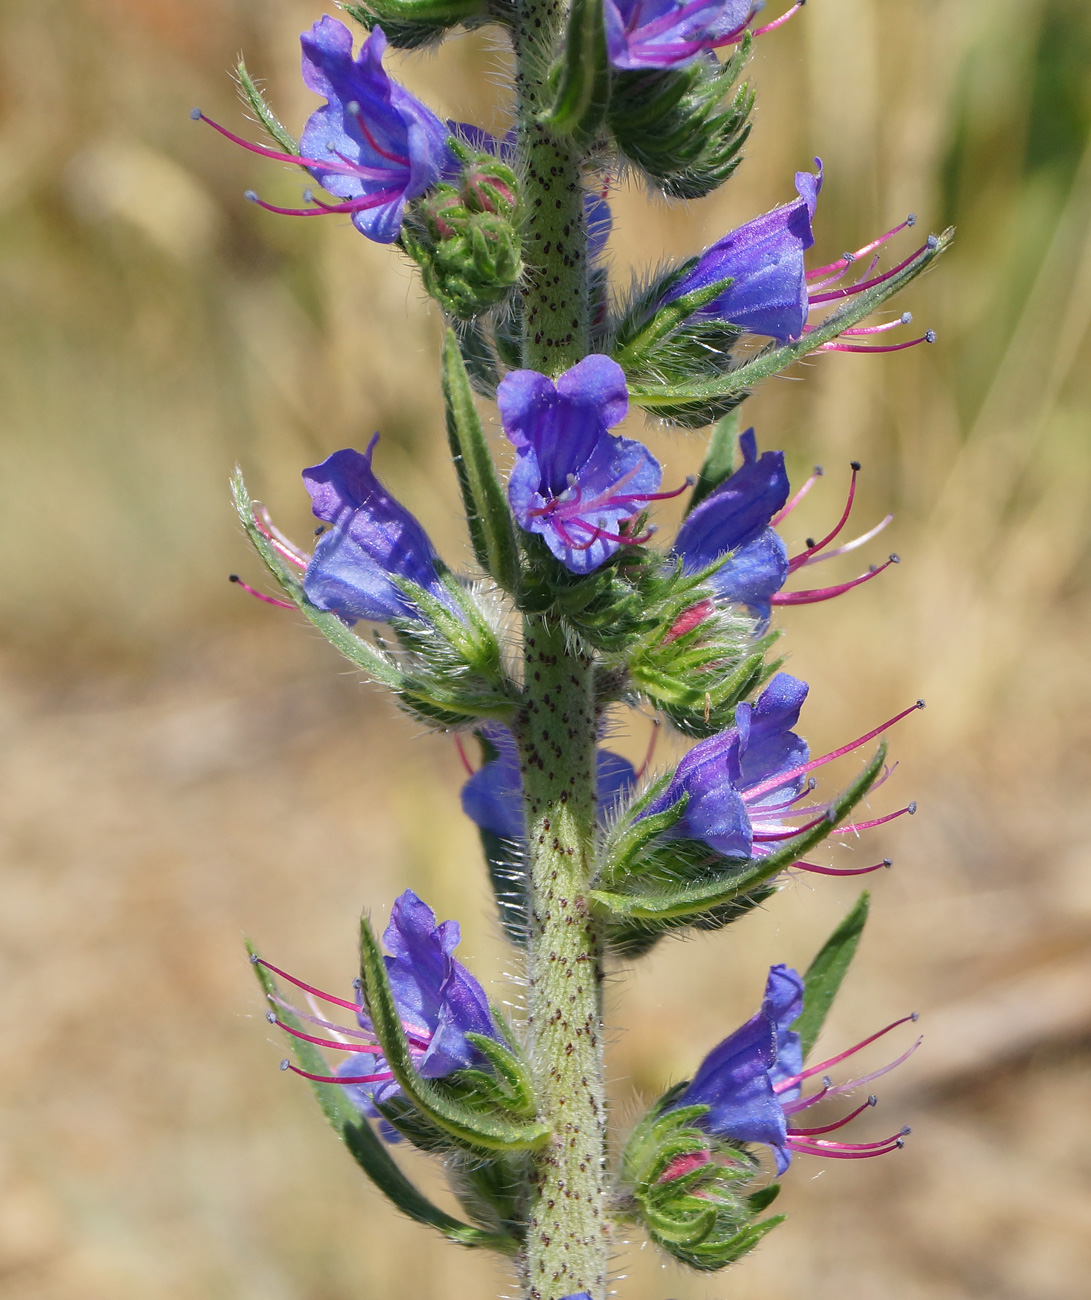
left=499, top=356, right=667, bottom=574
left=461, top=725, right=637, bottom=841
left=302, top=435, right=447, bottom=624
left=262, top=890, right=500, bottom=1125
left=195, top=19, right=452, bottom=243
left=605, top=0, right=757, bottom=70
left=672, top=964, right=918, bottom=1173
left=298, top=19, right=452, bottom=242
left=673, top=428, right=790, bottom=621
left=662, top=163, right=821, bottom=341
left=643, top=672, right=810, bottom=860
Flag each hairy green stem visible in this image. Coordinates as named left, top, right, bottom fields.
left=514, top=0, right=590, bottom=374
left=515, top=615, right=607, bottom=1300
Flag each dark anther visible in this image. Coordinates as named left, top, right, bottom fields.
left=890, top=553, right=901, bottom=564
left=229, top=573, right=241, bottom=583
left=280, top=1059, right=291, bottom=1070
left=805, top=537, right=816, bottom=549
left=907, top=801, right=918, bottom=814
left=266, top=1011, right=277, bottom=1023
left=850, top=460, right=862, bottom=471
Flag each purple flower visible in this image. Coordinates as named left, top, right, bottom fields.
left=642, top=672, right=809, bottom=859
left=302, top=435, right=447, bottom=624
left=194, top=20, right=452, bottom=244
left=604, top=0, right=758, bottom=70
left=673, top=428, right=790, bottom=622
left=297, top=19, right=452, bottom=242
left=263, top=890, right=500, bottom=1127
left=673, top=964, right=919, bottom=1173
left=663, top=163, right=822, bottom=341
left=498, top=356, right=670, bottom=574
left=461, top=725, right=637, bottom=841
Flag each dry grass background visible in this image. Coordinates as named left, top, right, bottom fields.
left=2, top=0, right=1090, bottom=1297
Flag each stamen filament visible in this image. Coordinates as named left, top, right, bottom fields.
left=773, top=1014, right=919, bottom=1093
left=285, top=1061, right=395, bottom=1086
left=792, top=858, right=892, bottom=876
left=800, top=514, right=892, bottom=566
left=788, top=1095, right=877, bottom=1136
left=833, top=803, right=916, bottom=835
left=807, top=217, right=917, bottom=281
left=743, top=699, right=924, bottom=804
left=786, top=463, right=859, bottom=571
left=771, top=555, right=899, bottom=605
left=808, top=241, right=936, bottom=304
left=821, top=332, right=936, bottom=354
left=770, top=466, right=823, bottom=526
left=229, top=574, right=294, bottom=609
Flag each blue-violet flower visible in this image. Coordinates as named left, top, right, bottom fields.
left=672, top=963, right=920, bottom=1172
left=302, top=435, right=448, bottom=624
left=260, top=889, right=500, bottom=1126
left=196, top=19, right=452, bottom=244
left=604, top=0, right=803, bottom=71
left=498, top=355, right=681, bottom=574
left=642, top=673, right=921, bottom=873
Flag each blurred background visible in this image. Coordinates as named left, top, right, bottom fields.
left=2, top=0, right=1090, bottom=1296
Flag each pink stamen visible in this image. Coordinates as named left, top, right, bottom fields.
left=791, top=858, right=892, bottom=877
left=194, top=110, right=392, bottom=182
left=229, top=574, right=294, bottom=609
left=284, top=1061, right=396, bottom=1086
left=743, top=699, right=924, bottom=806
left=786, top=463, right=860, bottom=572
left=254, top=956, right=365, bottom=1015
left=800, top=514, right=893, bottom=567
left=786, top=1137, right=905, bottom=1159
left=347, top=102, right=411, bottom=166
left=770, top=555, right=899, bottom=605
left=751, top=812, right=831, bottom=842
left=253, top=506, right=308, bottom=569
left=788, top=1095, right=877, bottom=1136
left=808, top=240, right=937, bottom=305
left=636, top=722, right=660, bottom=780
left=245, top=188, right=399, bottom=218
left=807, top=216, right=917, bottom=282
left=568, top=517, right=656, bottom=547
left=821, top=331, right=935, bottom=354
left=773, top=1013, right=920, bottom=1094
left=842, top=313, right=913, bottom=337
left=750, top=0, right=806, bottom=38
left=272, top=1016, right=383, bottom=1054
left=610, top=476, right=694, bottom=507
left=821, top=1037, right=923, bottom=1098
left=269, top=996, right=377, bottom=1043
left=770, top=466, right=823, bottom=526
left=454, top=735, right=475, bottom=778
left=833, top=802, right=916, bottom=835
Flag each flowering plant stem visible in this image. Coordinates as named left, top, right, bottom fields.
left=517, top=615, right=606, bottom=1300
left=513, top=4, right=608, bottom=1293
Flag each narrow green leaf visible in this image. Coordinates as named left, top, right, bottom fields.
left=629, top=230, right=953, bottom=412
left=796, top=891, right=870, bottom=1058
left=358, top=913, right=550, bottom=1151
left=688, top=409, right=741, bottom=512
left=235, top=60, right=298, bottom=155
left=590, top=744, right=887, bottom=921
left=540, top=0, right=610, bottom=143
left=231, top=471, right=403, bottom=689
left=441, top=331, right=520, bottom=593
left=247, top=945, right=516, bottom=1253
